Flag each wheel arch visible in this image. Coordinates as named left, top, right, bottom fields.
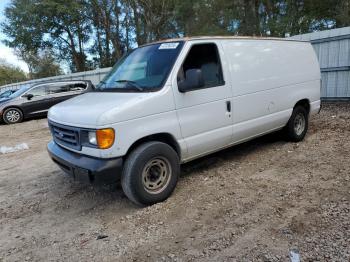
left=2, top=106, right=24, bottom=119
left=294, top=99, right=310, bottom=114
left=125, top=133, right=181, bottom=160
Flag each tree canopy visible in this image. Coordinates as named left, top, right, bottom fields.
left=0, top=59, right=27, bottom=86
left=1, top=0, right=349, bottom=75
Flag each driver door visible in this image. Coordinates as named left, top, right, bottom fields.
left=172, top=42, right=233, bottom=160
left=21, top=85, right=49, bottom=116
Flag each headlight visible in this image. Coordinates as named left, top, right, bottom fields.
left=88, top=131, right=97, bottom=145
left=86, top=128, right=115, bottom=149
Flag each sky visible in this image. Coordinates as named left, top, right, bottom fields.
left=0, top=0, right=29, bottom=72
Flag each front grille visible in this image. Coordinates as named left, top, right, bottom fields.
left=49, top=121, right=81, bottom=151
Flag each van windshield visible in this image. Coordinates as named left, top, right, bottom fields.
left=97, top=41, right=184, bottom=92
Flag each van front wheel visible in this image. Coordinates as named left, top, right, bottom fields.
left=121, top=141, right=180, bottom=206
left=285, top=105, right=308, bottom=142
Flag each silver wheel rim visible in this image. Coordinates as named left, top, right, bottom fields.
left=142, top=157, right=172, bottom=194
left=6, top=110, right=20, bottom=123
left=294, top=113, right=305, bottom=136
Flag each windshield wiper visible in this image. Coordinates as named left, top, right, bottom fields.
left=115, top=80, right=144, bottom=91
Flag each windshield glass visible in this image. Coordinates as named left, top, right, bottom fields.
left=0, top=90, right=13, bottom=98
left=97, top=41, right=184, bottom=92
left=9, top=84, right=31, bottom=98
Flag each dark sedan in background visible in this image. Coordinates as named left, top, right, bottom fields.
left=0, top=80, right=93, bottom=124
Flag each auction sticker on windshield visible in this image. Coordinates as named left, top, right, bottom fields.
left=159, top=42, right=180, bottom=49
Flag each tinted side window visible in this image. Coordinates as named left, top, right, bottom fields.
left=179, top=43, right=224, bottom=89
left=47, top=84, right=70, bottom=94
left=70, top=83, right=87, bottom=91
left=29, top=86, right=47, bottom=96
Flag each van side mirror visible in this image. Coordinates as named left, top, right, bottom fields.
left=23, top=94, right=34, bottom=100
left=178, top=69, right=205, bottom=93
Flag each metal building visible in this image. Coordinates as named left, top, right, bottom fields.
left=290, top=27, right=350, bottom=99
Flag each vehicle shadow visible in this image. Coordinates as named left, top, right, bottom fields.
left=47, top=130, right=286, bottom=214
left=181, top=131, right=285, bottom=176
left=69, top=131, right=284, bottom=203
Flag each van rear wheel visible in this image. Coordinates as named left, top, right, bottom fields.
left=121, top=141, right=180, bottom=206
left=285, top=105, right=308, bottom=142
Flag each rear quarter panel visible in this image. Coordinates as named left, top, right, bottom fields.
left=221, top=39, right=320, bottom=142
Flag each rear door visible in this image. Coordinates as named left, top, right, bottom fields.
left=172, top=41, right=233, bottom=160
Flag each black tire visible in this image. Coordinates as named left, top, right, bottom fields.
left=3, top=108, right=23, bottom=124
left=285, top=105, right=308, bottom=142
left=121, top=141, right=180, bottom=206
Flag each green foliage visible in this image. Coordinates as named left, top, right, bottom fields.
left=2, top=0, right=91, bottom=73
left=27, top=50, right=62, bottom=79
left=0, top=60, right=27, bottom=86
left=2, top=0, right=44, bottom=53
left=1, top=0, right=350, bottom=78
left=335, top=0, right=350, bottom=27
left=40, top=0, right=92, bottom=72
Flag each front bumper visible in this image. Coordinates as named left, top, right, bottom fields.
left=47, top=140, right=123, bottom=184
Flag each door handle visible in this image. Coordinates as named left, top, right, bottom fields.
left=226, top=101, right=231, bottom=112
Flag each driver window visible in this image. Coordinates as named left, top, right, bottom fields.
left=178, top=43, right=224, bottom=89
left=29, top=86, right=47, bottom=97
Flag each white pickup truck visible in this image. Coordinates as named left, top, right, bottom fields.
left=47, top=37, right=321, bottom=206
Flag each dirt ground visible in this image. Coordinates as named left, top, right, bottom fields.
left=0, top=102, right=349, bottom=262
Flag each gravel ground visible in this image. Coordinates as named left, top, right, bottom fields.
left=0, top=102, right=349, bottom=262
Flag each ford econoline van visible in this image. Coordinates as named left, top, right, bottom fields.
left=47, top=37, right=321, bottom=206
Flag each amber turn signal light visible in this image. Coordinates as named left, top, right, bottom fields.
left=96, top=128, right=115, bottom=149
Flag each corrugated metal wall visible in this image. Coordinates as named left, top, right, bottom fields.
left=290, top=27, right=350, bottom=99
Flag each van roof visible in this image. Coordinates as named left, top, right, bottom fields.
left=141, top=36, right=307, bottom=47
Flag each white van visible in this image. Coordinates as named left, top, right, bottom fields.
left=47, top=37, right=321, bottom=206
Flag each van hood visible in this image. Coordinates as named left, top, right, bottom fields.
left=48, top=89, right=174, bottom=127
